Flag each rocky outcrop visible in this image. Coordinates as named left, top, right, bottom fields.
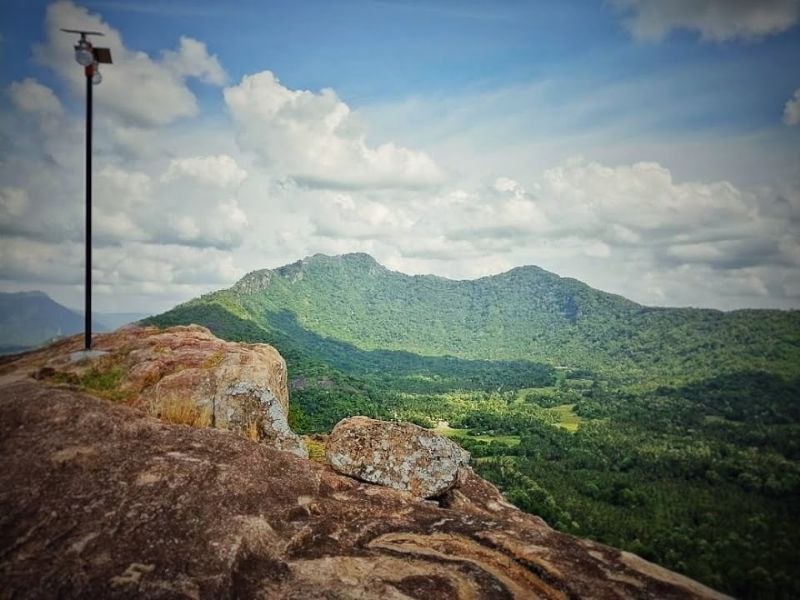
left=0, top=375, right=730, bottom=599
left=1, top=324, right=306, bottom=457
left=327, top=416, right=470, bottom=498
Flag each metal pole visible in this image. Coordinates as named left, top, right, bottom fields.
left=85, top=69, right=92, bottom=350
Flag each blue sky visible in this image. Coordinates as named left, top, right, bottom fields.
left=6, top=1, right=799, bottom=134
left=0, top=0, right=799, bottom=312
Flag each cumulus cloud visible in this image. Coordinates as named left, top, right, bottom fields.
left=223, top=71, right=444, bottom=189
left=0, top=236, right=242, bottom=296
left=0, top=188, right=29, bottom=222
left=613, top=0, right=800, bottom=42
left=161, top=36, right=226, bottom=85
left=94, top=243, right=242, bottom=286
left=784, top=88, right=800, bottom=125
left=533, top=160, right=755, bottom=237
left=93, top=157, right=248, bottom=249
left=0, top=237, right=85, bottom=285
left=35, top=1, right=227, bottom=127
left=9, top=79, right=63, bottom=115
left=162, top=155, right=247, bottom=188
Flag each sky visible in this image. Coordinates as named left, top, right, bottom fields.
left=0, top=0, right=798, bottom=314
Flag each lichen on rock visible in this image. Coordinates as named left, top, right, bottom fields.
left=326, top=416, right=470, bottom=498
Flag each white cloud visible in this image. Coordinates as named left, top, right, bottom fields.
left=223, top=71, right=444, bottom=189
left=532, top=159, right=755, bottom=236
left=92, top=160, right=248, bottom=249
left=35, top=1, right=227, bottom=127
left=0, top=236, right=243, bottom=303
left=95, top=243, right=242, bottom=286
left=613, top=0, right=800, bottom=42
left=9, top=79, right=63, bottom=115
left=0, top=188, right=29, bottom=222
left=784, top=88, right=800, bottom=125
left=0, top=237, right=84, bottom=284
left=162, top=155, right=247, bottom=188
left=162, top=36, right=226, bottom=85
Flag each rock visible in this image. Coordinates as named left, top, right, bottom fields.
left=326, top=416, right=470, bottom=498
left=3, top=324, right=306, bottom=458
left=0, top=379, right=730, bottom=599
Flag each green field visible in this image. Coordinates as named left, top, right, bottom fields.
left=547, top=404, right=582, bottom=432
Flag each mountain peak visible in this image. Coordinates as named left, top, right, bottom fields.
left=340, top=252, right=380, bottom=263
left=301, top=252, right=382, bottom=267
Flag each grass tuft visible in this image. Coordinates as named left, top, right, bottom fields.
left=244, top=419, right=260, bottom=441
left=304, top=437, right=327, bottom=463
left=150, top=394, right=212, bottom=428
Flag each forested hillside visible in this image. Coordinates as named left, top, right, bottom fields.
left=153, top=253, right=799, bottom=383
left=148, top=253, right=800, bottom=599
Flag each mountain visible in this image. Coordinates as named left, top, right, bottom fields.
left=0, top=291, right=88, bottom=353
left=148, top=253, right=800, bottom=385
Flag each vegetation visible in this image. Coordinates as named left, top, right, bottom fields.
left=147, top=252, right=800, bottom=599
left=39, top=358, right=135, bottom=404
left=148, top=393, right=212, bottom=428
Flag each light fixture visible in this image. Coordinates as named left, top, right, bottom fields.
left=74, top=39, right=94, bottom=66
left=92, top=64, right=102, bottom=85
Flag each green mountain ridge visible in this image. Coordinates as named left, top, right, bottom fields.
left=150, top=252, right=800, bottom=385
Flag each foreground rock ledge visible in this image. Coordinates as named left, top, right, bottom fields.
left=0, top=377, right=730, bottom=599
left=0, top=324, right=307, bottom=457
left=327, top=416, right=470, bottom=498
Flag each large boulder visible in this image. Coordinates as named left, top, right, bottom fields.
left=326, top=416, right=470, bottom=498
left=4, top=324, right=307, bottom=457
left=0, top=379, right=731, bottom=599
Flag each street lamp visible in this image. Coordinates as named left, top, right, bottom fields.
left=61, top=29, right=112, bottom=351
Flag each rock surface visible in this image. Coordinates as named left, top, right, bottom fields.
left=0, top=324, right=306, bottom=457
left=327, top=416, right=470, bottom=498
left=0, top=378, right=731, bottom=599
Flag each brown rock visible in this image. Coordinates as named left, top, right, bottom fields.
left=1, top=324, right=306, bottom=457
left=0, top=379, right=730, bottom=599
left=326, top=416, right=470, bottom=498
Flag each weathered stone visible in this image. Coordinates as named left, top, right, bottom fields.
left=326, top=416, right=470, bottom=498
left=3, top=324, right=307, bottom=457
left=0, top=379, right=730, bottom=599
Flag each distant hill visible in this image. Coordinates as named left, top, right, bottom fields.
left=0, top=291, right=88, bottom=353
left=148, top=253, right=800, bottom=384
left=0, top=292, right=150, bottom=354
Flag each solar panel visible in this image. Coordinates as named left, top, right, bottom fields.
left=93, top=48, right=113, bottom=64
left=60, top=28, right=105, bottom=36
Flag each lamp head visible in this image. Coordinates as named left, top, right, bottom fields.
left=74, top=39, right=94, bottom=66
